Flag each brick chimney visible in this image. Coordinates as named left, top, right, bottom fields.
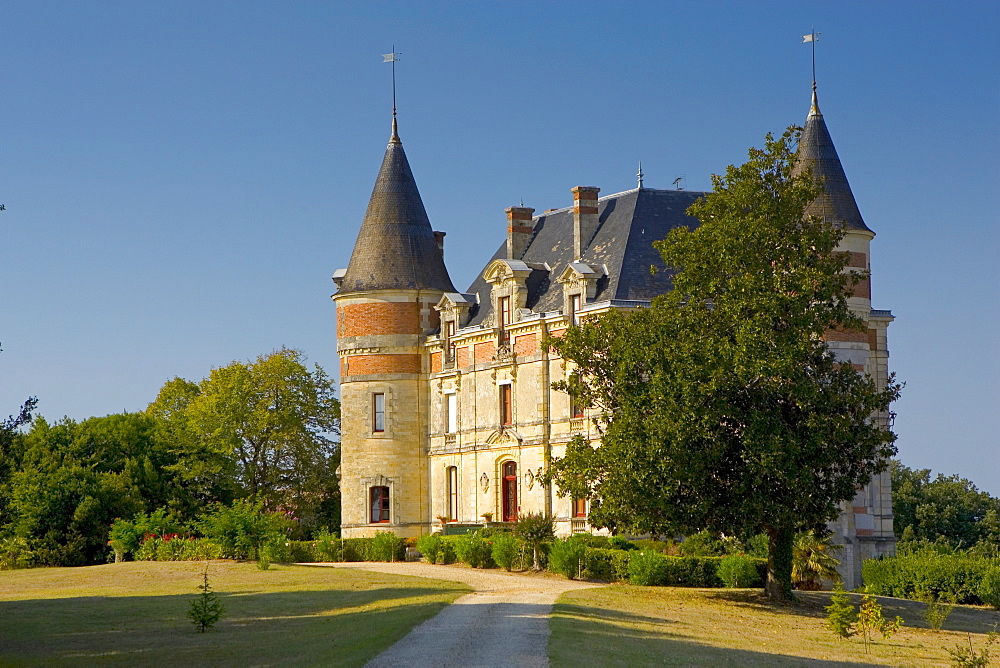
left=433, top=230, right=446, bottom=257
left=572, top=186, right=600, bottom=259
left=505, top=206, right=535, bottom=259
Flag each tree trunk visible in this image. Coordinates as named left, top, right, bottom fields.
left=765, top=525, right=795, bottom=601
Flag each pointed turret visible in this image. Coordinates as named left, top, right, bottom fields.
left=794, top=85, right=873, bottom=234
left=338, top=119, right=456, bottom=293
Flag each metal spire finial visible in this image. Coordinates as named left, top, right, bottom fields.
left=802, top=29, right=821, bottom=116
left=383, top=47, right=401, bottom=142
left=637, top=161, right=644, bottom=189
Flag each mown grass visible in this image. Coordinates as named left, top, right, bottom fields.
left=549, top=585, right=1000, bottom=666
left=0, top=560, right=470, bottom=667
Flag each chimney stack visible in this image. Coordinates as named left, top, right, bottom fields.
left=433, top=230, right=446, bottom=257
left=572, top=186, right=600, bottom=259
left=505, top=206, right=535, bottom=259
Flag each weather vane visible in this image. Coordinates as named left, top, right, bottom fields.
left=382, top=47, right=401, bottom=119
left=802, top=29, right=820, bottom=91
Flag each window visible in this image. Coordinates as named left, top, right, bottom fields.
left=570, top=293, right=582, bottom=325
left=373, top=393, right=385, bottom=432
left=502, top=461, right=518, bottom=522
left=446, top=320, right=457, bottom=361
left=571, top=395, right=584, bottom=419
left=446, top=393, right=458, bottom=434
left=498, top=296, right=511, bottom=329
left=500, top=384, right=512, bottom=426
left=370, top=486, right=390, bottom=523
left=447, top=466, right=459, bottom=521
left=572, top=498, right=588, bottom=518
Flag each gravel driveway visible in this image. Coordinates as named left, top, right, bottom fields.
left=323, top=562, right=604, bottom=667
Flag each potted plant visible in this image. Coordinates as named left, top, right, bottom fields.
left=481, top=512, right=493, bottom=524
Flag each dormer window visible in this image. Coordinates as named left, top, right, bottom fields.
left=569, top=293, right=582, bottom=326
left=498, top=296, right=512, bottom=330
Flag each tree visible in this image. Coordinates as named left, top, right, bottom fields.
left=546, top=128, right=900, bottom=599
left=891, top=460, right=1000, bottom=553
left=153, top=349, right=340, bottom=529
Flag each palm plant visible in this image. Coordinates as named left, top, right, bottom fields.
left=792, top=530, right=842, bottom=590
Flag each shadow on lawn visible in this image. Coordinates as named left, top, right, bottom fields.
left=550, top=602, right=876, bottom=666
left=0, top=584, right=466, bottom=667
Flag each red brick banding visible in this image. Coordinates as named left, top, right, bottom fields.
left=868, top=329, right=879, bottom=351
left=514, top=333, right=537, bottom=356
left=456, top=346, right=469, bottom=368
left=836, top=251, right=867, bottom=268
left=505, top=207, right=534, bottom=221
left=342, top=354, right=421, bottom=376
left=508, top=225, right=534, bottom=234
left=573, top=205, right=598, bottom=215
left=337, top=302, right=421, bottom=338
left=852, top=277, right=871, bottom=299
left=823, top=328, right=869, bottom=343
left=474, top=341, right=496, bottom=365
left=429, top=351, right=442, bottom=373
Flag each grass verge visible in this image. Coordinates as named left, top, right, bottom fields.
left=0, top=560, right=470, bottom=666
left=549, top=585, right=1000, bottom=666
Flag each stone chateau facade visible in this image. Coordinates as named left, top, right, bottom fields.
left=332, top=87, right=895, bottom=587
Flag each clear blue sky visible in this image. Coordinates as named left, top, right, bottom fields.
left=2, top=2, right=997, bottom=493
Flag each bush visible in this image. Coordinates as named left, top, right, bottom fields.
left=609, top=549, right=633, bottom=581
left=549, top=539, right=587, bottom=579
left=197, top=500, right=292, bottom=561
left=437, top=537, right=458, bottom=564
left=0, top=536, right=35, bottom=570
left=369, top=532, right=406, bottom=562
left=631, top=538, right=675, bottom=554
left=863, top=551, right=995, bottom=604
left=979, top=566, right=1000, bottom=610
left=718, top=554, right=760, bottom=588
left=825, top=583, right=858, bottom=638
left=455, top=531, right=494, bottom=568
left=108, top=509, right=185, bottom=561
left=288, top=540, right=316, bottom=563
left=515, top=513, right=554, bottom=570
left=582, top=548, right=624, bottom=581
left=679, top=530, right=726, bottom=557
left=491, top=533, right=524, bottom=572
left=416, top=534, right=443, bottom=564
left=629, top=551, right=670, bottom=586
left=607, top=535, right=637, bottom=551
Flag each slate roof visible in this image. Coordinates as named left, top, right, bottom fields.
left=338, top=120, right=456, bottom=294
left=466, top=187, right=706, bottom=325
left=793, top=90, right=873, bottom=234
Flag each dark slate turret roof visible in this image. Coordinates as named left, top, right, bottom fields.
left=466, top=188, right=706, bottom=325
left=794, top=89, right=872, bottom=234
left=338, top=120, right=456, bottom=294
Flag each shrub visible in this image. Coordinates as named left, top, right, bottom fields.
left=369, top=532, right=406, bottom=562
left=609, top=549, right=633, bottom=582
left=455, top=531, right=494, bottom=568
left=184, top=538, right=224, bottom=561
left=197, top=500, right=293, bottom=561
left=857, top=594, right=903, bottom=653
left=917, top=589, right=955, bottom=631
left=491, top=533, right=524, bottom=572
left=631, top=538, right=675, bottom=554
left=188, top=567, right=225, bottom=632
left=607, top=535, right=637, bottom=551
left=825, top=583, right=858, bottom=638
left=515, top=513, right=554, bottom=570
left=679, top=530, right=726, bottom=557
left=438, top=537, right=459, bottom=564
left=581, top=548, right=621, bottom=581
left=0, top=536, right=35, bottom=570
left=629, top=551, right=670, bottom=586
left=416, top=534, right=443, bottom=564
left=718, top=554, right=760, bottom=588
left=288, top=540, right=316, bottom=563
left=979, top=566, right=1000, bottom=610
left=863, top=551, right=993, bottom=604
left=549, top=539, right=587, bottom=579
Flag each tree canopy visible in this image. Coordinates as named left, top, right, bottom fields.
left=546, top=128, right=900, bottom=599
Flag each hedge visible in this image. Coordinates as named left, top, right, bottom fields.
left=863, top=552, right=999, bottom=604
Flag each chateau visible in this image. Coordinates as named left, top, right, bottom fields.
left=332, top=85, right=895, bottom=587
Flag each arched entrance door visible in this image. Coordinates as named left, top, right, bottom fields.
left=502, top=461, right=518, bottom=522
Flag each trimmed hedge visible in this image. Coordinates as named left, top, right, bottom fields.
left=863, top=552, right=999, bottom=604
left=627, top=551, right=766, bottom=587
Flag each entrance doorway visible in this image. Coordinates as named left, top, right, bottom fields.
left=502, top=461, right=518, bottom=522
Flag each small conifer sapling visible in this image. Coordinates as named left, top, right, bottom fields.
left=825, top=583, right=858, bottom=639
left=188, top=566, right=225, bottom=632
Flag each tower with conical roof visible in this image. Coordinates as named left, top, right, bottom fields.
left=795, top=83, right=896, bottom=587
left=333, top=113, right=455, bottom=538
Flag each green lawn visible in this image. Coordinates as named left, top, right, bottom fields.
left=549, top=585, right=1000, bottom=666
left=0, top=561, right=470, bottom=667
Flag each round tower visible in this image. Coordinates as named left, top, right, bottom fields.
left=333, top=115, right=455, bottom=538
left=795, top=83, right=896, bottom=588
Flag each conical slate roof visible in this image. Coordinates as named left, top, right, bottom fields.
left=338, top=119, right=456, bottom=294
left=794, top=89, right=873, bottom=234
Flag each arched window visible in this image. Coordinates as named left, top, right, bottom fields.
left=447, top=466, right=459, bottom=521
left=502, top=461, right=518, bottom=522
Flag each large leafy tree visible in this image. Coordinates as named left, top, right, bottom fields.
left=546, top=128, right=900, bottom=599
left=891, top=460, right=1000, bottom=553
left=151, top=348, right=340, bottom=529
